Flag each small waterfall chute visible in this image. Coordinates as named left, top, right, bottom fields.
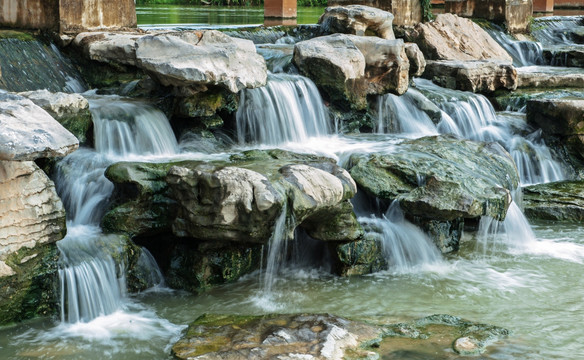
left=236, top=73, right=331, bottom=145
left=375, top=89, right=440, bottom=137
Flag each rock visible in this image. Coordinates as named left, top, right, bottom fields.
left=73, top=31, right=143, bottom=66
left=135, top=30, right=267, bottom=93
left=318, top=5, right=396, bottom=39
left=544, top=47, right=584, bottom=68
left=523, top=181, right=584, bottom=222
left=526, top=99, right=584, bottom=160
left=423, top=60, right=517, bottom=93
left=0, top=93, right=79, bottom=161
left=172, top=313, right=509, bottom=359
left=347, top=135, right=519, bottom=221
left=172, top=313, right=383, bottom=360
left=517, top=66, right=584, bottom=89
left=406, top=13, right=513, bottom=62
left=17, top=90, right=93, bottom=145
left=0, top=160, right=65, bottom=324
left=326, top=0, right=423, bottom=26
left=444, top=0, right=532, bottom=33
left=405, top=42, right=426, bottom=77
left=335, top=234, right=387, bottom=276
left=293, top=34, right=409, bottom=109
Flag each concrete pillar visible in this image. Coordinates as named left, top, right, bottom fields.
left=327, top=0, right=422, bottom=26
left=444, top=0, right=533, bottom=33
left=264, top=0, right=297, bottom=19
left=59, top=0, right=137, bottom=33
left=0, top=0, right=59, bottom=31
left=533, top=0, right=554, bottom=12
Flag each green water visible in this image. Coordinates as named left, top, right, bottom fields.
left=136, top=5, right=325, bottom=28
left=1, top=222, right=584, bottom=359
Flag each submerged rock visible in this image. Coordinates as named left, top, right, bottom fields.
left=0, top=93, right=79, bottom=161
left=293, top=34, right=408, bottom=109
left=0, top=160, right=65, bottom=324
left=347, top=136, right=519, bottom=221
left=423, top=59, right=517, bottom=93
left=319, top=5, right=396, bottom=39
left=405, top=13, right=513, bottom=62
left=17, top=90, right=93, bottom=145
left=524, top=180, right=584, bottom=222
left=172, top=313, right=509, bottom=359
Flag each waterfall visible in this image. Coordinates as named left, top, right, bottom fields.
left=358, top=201, right=443, bottom=273
left=485, top=27, right=545, bottom=67
left=376, top=89, right=439, bottom=137
left=413, top=79, right=566, bottom=185
left=261, top=204, right=292, bottom=295
left=236, top=73, right=332, bottom=145
left=476, top=202, right=537, bottom=254
left=55, top=97, right=177, bottom=323
left=530, top=16, right=584, bottom=46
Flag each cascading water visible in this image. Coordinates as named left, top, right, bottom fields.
left=485, top=27, right=545, bottom=67
left=236, top=73, right=332, bottom=145
left=530, top=16, right=584, bottom=46
left=375, top=89, right=440, bottom=137
left=358, top=201, right=443, bottom=273
left=54, top=97, right=178, bottom=323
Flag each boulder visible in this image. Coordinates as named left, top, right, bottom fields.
left=72, top=31, right=143, bottom=66
left=18, top=90, right=93, bottom=145
left=135, top=30, right=267, bottom=93
left=444, top=0, right=532, bottom=33
left=0, top=93, right=79, bottom=161
left=326, top=0, right=423, bottom=26
left=423, top=60, right=517, bottom=93
left=406, top=13, right=513, bottom=62
left=347, top=135, right=519, bottom=221
left=293, top=34, right=409, bottom=109
left=0, top=160, right=65, bottom=323
left=523, top=181, right=584, bottom=222
left=526, top=99, right=584, bottom=160
left=517, top=66, right=584, bottom=89
left=318, top=5, right=396, bottom=39
left=405, top=42, right=426, bottom=77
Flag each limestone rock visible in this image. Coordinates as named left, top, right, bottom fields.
left=523, top=181, right=584, bottom=222
left=293, top=34, right=409, bottom=109
left=406, top=13, right=513, bottom=62
left=18, top=90, right=93, bottom=145
left=0, top=93, right=79, bottom=161
left=517, top=66, right=584, bottom=88
left=347, top=135, right=519, bottom=221
left=405, top=42, right=426, bottom=77
left=172, top=313, right=382, bottom=360
left=326, top=0, right=423, bottom=26
left=526, top=99, right=584, bottom=160
left=73, top=31, right=143, bottom=66
left=319, top=5, right=395, bottom=39
left=0, top=160, right=65, bottom=323
left=135, top=30, right=267, bottom=93
left=423, top=60, right=517, bottom=93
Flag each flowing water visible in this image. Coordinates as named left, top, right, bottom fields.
left=3, top=13, right=584, bottom=360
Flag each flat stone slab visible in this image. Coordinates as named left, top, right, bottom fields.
left=423, top=60, right=517, bottom=93
left=524, top=181, right=584, bottom=222
left=0, top=93, right=78, bottom=161
left=517, top=66, right=584, bottom=88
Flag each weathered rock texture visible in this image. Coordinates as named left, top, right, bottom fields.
left=73, top=30, right=268, bottom=93
left=327, top=0, right=422, bottom=26
left=172, top=313, right=509, bottom=359
left=0, top=93, right=79, bottom=161
left=0, top=0, right=136, bottom=33
left=18, top=90, right=93, bottom=145
left=526, top=99, right=584, bottom=161
left=423, top=60, right=517, bottom=93
left=293, top=34, right=409, bottom=109
left=319, top=5, right=396, bottom=39
left=524, top=181, right=584, bottom=222
left=406, top=13, right=513, bottom=62
left=405, top=42, right=426, bottom=77
left=444, top=0, right=533, bottom=33
left=0, top=160, right=64, bottom=323
left=517, top=66, right=584, bottom=88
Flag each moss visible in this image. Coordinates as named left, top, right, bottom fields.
left=0, top=243, right=59, bottom=325
left=0, top=30, right=36, bottom=41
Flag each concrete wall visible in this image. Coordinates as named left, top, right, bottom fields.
left=555, top=0, right=584, bottom=8
left=327, top=0, right=422, bottom=26
left=0, top=0, right=59, bottom=30
left=59, top=0, right=137, bottom=33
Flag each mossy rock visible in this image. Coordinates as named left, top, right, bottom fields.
left=0, top=243, right=59, bottom=325
left=523, top=180, right=584, bottom=222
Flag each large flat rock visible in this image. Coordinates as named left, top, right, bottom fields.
left=423, top=60, right=517, bottom=93
left=0, top=93, right=79, bottom=161
left=524, top=180, right=584, bottom=222
left=517, top=66, right=584, bottom=88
